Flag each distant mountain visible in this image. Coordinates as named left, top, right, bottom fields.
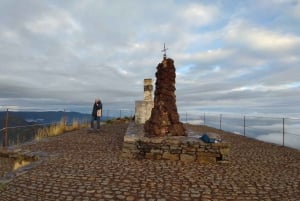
left=0, top=112, right=29, bottom=129
left=0, top=111, right=91, bottom=129
left=0, top=111, right=118, bottom=146
left=0, top=111, right=92, bottom=146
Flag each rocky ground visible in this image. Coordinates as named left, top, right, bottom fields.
left=0, top=122, right=299, bottom=201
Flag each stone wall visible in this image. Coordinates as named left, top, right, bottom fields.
left=121, top=133, right=230, bottom=163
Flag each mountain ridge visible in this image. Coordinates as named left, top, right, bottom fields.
left=0, top=111, right=91, bottom=129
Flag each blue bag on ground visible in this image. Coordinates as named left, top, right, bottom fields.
left=200, top=134, right=216, bottom=143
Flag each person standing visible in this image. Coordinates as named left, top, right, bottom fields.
left=91, top=98, right=102, bottom=130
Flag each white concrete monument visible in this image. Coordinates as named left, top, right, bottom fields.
left=135, top=79, right=154, bottom=124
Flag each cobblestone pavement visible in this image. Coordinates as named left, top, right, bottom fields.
left=0, top=122, right=299, bottom=201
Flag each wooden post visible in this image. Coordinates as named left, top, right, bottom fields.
left=244, top=116, right=246, bottom=136
left=63, top=109, right=66, bottom=126
left=219, top=114, right=222, bottom=130
left=185, top=112, right=187, bottom=123
left=282, top=118, right=285, bottom=147
left=3, top=109, right=9, bottom=147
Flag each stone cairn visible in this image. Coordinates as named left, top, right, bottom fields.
left=144, top=56, right=186, bottom=137
left=121, top=44, right=229, bottom=163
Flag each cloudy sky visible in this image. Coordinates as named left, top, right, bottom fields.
left=0, top=0, right=300, bottom=116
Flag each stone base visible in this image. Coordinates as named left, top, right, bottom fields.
left=134, top=100, right=154, bottom=124
left=121, top=122, right=230, bottom=163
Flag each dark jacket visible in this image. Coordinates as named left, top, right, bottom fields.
left=92, top=100, right=102, bottom=117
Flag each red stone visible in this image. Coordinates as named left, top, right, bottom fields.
left=144, top=58, right=186, bottom=137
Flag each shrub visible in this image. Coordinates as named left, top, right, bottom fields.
left=35, top=118, right=88, bottom=140
left=105, top=116, right=132, bottom=124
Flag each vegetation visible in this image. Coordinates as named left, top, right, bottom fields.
left=106, top=116, right=132, bottom=124
left=1, top=115, right=131, bottom=145
left=35, top=119, right=89, bottom=140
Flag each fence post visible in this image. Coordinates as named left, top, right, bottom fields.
left=244, top=116, right=246, bottom=136
left=204, top=112, right=206, bottom=126
left=219, top=114, right=222, bottom=130
left=185, top=112, right=187, bottom=123
left=3, top=109, right=9, bottom=148
left=120, top=110, right=122, bottom=118
left=282, top=118, right=285, bottom=147
left=63, top=109, right=67, bottom=126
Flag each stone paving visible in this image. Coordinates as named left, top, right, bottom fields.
left=0, top=122, right=299, bottom=201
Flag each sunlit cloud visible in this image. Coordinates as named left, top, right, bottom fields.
left=0, top=0, right=299, bottom=118
left=223, top=19, right=300, bottom=53
left=182, top=3, right=220, bottom=26
left=231, top=82, right=300, bottom=92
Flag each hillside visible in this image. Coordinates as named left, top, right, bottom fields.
left=0, top=111, right=90, bottom=146
left=0, top=111, right=91, bottom=127
left=0, top=113, right=29, bottom=129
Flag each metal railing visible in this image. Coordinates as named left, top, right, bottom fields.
left=2, top=107, right=299, bottom=150
left=0, top=108, right=134, bottom=148
left=102, top=109, right=134, bottom=120
left=180, top=112, right=300, bottom=150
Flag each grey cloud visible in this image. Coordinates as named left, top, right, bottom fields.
left=0, top=0, right=300, bottom=117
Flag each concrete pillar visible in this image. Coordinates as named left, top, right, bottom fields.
left=144, top=78, right=153, bottom=101
left=135, top=78, right=154, bottom=124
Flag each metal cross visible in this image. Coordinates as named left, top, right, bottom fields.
left=161, top=43, right=168, bottom=59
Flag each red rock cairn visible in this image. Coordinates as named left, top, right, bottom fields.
left=144, top=58, right=186, bottom=137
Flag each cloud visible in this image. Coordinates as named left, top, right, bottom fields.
left=256, top=133, right=300, bottom=150
left=0, top=0, right=299, bottom=119
left=200, top=112, right=300, bottom=149
left=223, top=19, right=300, bottom=54
left=24, top=9, right=81, bottom=35
left=181, top=3, right=220, bottom=27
